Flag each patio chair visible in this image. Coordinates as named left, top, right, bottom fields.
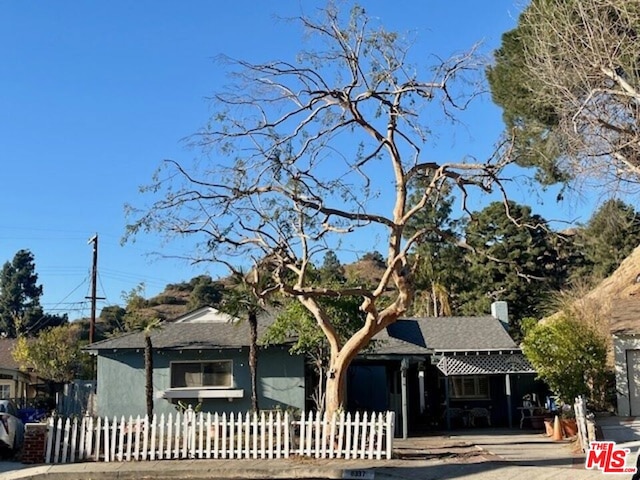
left=468, top=407, right=491, bottom=427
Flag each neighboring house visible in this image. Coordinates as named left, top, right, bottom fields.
left=0, top=338, right=38, bottom=401
left=353, top=301, right=538, bottom=437
left=84, top=307, right=306, bottom=418
left=611, top=298, right=640, bottom=416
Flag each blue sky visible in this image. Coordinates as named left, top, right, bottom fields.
left=0, top=1, right=598, bottom=320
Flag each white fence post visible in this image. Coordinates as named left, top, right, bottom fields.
left=283, top=411, right=290, bottom=459
left=574, top=396, right=590, bottom=452
left=117, top=416, right=125, bottom=461
left=252, top=412, right=259, bottom=459
left=260, top=412, right=266, bottom=459
left=150, top=414, right=157, bottom=460
left=386, top=411, right=395, bottom=459
left=45, top=417, right=54, bottom=463
left=126, top=415, right=134, bottom=461
left=337, top=411, right=345, bottom=459
left=86, top=416, right=94, bottom=461
left=229, top=412, right=235, bottom=459
left=165, top=413, right=173, bottom=459
left=78, top=416, right=87, bottom=461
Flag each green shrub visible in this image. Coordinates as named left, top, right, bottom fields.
left=521, top=314, right=609, bottom=405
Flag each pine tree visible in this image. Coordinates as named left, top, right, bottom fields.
left=0, top=250, right=45, bottom=337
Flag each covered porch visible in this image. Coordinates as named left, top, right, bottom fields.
left=347, top=350, right=538, bottom=438
left=347, top=304, right=539, bottom=438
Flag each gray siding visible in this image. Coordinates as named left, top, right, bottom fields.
left=96, top=346, right=305, bottom=417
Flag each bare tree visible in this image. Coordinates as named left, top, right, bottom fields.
left=126, top=4, right=511, bottom=416
left=516, top=0, right=640, bottom=190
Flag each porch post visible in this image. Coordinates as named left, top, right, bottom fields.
left=401, top=358, right=409, bottom=439
left=444, top=374, right=450, bottom=430
left=418, top=369, right=425, bottom=414
left=505, top=373, right=513, bottom=428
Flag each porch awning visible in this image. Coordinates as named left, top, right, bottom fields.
left=436, top=353, right=535, bottom=376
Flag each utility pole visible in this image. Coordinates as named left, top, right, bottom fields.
left=87, top=234, right=99, bottom=345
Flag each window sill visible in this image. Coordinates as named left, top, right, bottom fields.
left=162, top=388, right=244, bottom=400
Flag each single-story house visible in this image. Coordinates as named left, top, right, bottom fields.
left=611, top=298, right=640, bottom=416
left=0, top=338, right=40, bottom=402
left=87, top=302, right=538, bottom=438
left=85, top=307, right=306, bottom=418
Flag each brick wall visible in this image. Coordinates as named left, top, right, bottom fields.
left=21, top=423, right=47, bottom=464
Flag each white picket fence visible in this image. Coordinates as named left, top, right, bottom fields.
left=45, top=409, right=395, bottom=464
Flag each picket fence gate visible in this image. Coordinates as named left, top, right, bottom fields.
left=45, top=409, right=395, bottom=464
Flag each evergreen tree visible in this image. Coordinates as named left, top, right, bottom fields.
left=573, top=199, right=640, bottom=283
left=360, top=251, right=385, bottom=267
left=487, top=25, right=564, bottom=185
left=98, top=305, right=127, bottom=337
left=0, top=249, right=64, bottom=337
left=488, top=0, right=640, bottom=189
left=318, top=251, right=346, bottom=284
left=405, top=179, right=466, bottom=316
left=459, top=202, right=565, bottom=332
left=187, top=275, right=223, bottom=310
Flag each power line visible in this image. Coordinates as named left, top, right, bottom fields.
left=46, top=278, right=89, bottom=313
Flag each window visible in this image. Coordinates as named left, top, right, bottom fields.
left=170, top=361, right=232, bottom=388
left=0, top=384, right=10, bottom=399
left=449, top=375, right=489, bottom=399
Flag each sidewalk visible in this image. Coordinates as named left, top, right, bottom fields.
left=0, top=429, right=620, bottom=480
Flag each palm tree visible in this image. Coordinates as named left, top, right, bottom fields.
left=143, top=319, right=161, bottom=418
left=219, top=269, right=271, bottom=413
left=122, top=285, right=161, bottom=418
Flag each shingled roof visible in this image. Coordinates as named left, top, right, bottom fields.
left=0, top=338, right=21, bottom=370
left=85, top=314, right=279, bottom=352
left=370, top=316, right=517, bottom=355
left=86, top=307, right=516, bottom=355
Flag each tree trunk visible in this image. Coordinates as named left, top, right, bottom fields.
left=144, top=333, right=153, bottom=418
left=248, top=311, right=259, bottom=413
left=432, top=283, right=438, bottom=317
left=324, top=356, right=349, bottom=417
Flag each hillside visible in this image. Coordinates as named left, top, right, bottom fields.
left=344, top=258, right=387, bottom=287
left=583, top=244, right=640, bottom=302
left=586, top=244, right=640, bottom=335
left=537, top=244, right=640, bottom=370
left=126, top=258, right=388, bottom=323
left=138, top=286, right=192, bottom=321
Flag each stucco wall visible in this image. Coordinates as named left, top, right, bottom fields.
left=613, top=334, right=640, bottom=417
left=96, top=346, right=305, bottom=417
